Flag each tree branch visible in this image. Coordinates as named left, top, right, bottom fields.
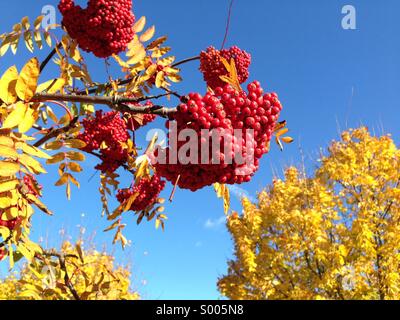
left=40, top=42, right=62, bottom=73
left=32, top=93, right=177, bottom=118
left=33, top=116, right=79, bottom=148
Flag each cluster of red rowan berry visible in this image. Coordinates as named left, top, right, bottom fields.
left=78, top=110, right=130, bottom=173
left=116, top=174, right=166, bottom=212
left=154, top=81, right=282, bottom=191
left=200, top=46, right=251, bottom=89
left=23, top=174, right=42, bottom=197
left=58, top=0, right=135, bottom=58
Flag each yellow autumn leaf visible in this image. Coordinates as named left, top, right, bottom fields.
left=0, top=145, right=18, bottom=159
left=36, top=78, right=65, bottom=94
left=140, top=25, right=155, bottom=42
left=133, top=16, right=146, bottom=33
left=0, top=136, right=15, bottom=147
left=0, top=179, right=19, bottom=193
left=0, top=65, right=19, bottom=104
left=16, top=57, right=40, bottom=102
left=18, top=143, right=51, bottom=159
left=18, top=106, right=36, bottom=133
left=0, top=161, right=20, bottom=177
left=2, top=102, right=27, bottom=129
left=18, top=153, right=46, bottom=174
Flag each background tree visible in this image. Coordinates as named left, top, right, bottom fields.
left=0, top=239, right=139, bottom=300
left=219, top=127, right=400, bottom=300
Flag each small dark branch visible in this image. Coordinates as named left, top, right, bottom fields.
left=33, top=117, right=79, bottom=148
left=58, top=252, right=81, bottom=300
left=171, top=55, right=200, bottom=68
left=0, top=234, right=12, bottom=248
left=169, top=174, right=181, bottom=202
left=40, top=42, right=62, bottom=73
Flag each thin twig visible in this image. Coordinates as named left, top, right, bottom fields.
left=40, top=42, right=62, bottom=73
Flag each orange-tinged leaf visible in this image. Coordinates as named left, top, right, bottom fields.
left=65, top=139, right=86, bottom=149
left=275, top=128, right=289, bottom=138
left=66, top=151, right=85, bottom=161
left=55, top=173, right=68, bottom=186
left=0, top=161, right=20, bottom=177
left=0, top=65, right=19, bottom=104
left=18, top=153, right=46, bottom=174
left=16, top=57, right=40, bottom=102
left=68, top=162, right=82, bottom=173
left=45, top=140, right=63, bottom=150
left=2, top=102, right=27, bottom=129
left=46, top=152, right=65, bottom=164
left=281, top=136, right=294, bottom=144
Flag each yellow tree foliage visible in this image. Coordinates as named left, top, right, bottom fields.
left=0, top=241, right=139, bottom=300
left=219, top=127, right=400, bottom=300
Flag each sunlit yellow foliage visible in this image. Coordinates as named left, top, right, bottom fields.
left=0, top=241, right=139, bottom=300
left=219, top=127, right=400, bottom=300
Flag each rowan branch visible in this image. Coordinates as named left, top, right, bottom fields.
left=32, top=93, right=178, bottom=118
left=40, top=42, right=62, bottom=73
left=75, top=55, right=199, bottom=95
left=33, top=116, right=79, bottom=148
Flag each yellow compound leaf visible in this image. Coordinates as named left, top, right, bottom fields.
left=155, top=71, right=165, bottom=88
left=0, top=179, right=19, bottom=193
left=0, top=161, right=20, bottom=177
left=0, top=145, right=18, bottom=159
left=2, top=102, right=27, bottom=129
left=140, top=25, right=155, bottom=42
left=16, top=57, right=40, bottom=102
left=18, top=106, right=36, bottom=133
left=0, top=65, right=19, bottom=104
left=0, top=136, right=15, bottom=147
left=19, top=143, right=51, bottom=159
left=36, top=78, right=65, bottom=94
left=133, top=16, right=146, bottom=33
left=18, top=153, right=46, bottom=174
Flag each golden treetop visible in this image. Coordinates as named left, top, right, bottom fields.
left=219, top=127, right=400, bottom=300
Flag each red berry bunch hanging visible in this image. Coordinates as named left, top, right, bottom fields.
left=58, top=0, right=135, bottom=58
left=23, top=174, right=42, bottom=197
left=0, top=215, right=21, bottom=232
left=125, top=101, right=157, bottom=131
left=78, top=110, right=129, bottom=173
left=200, top=46, right=251, bottom=90
left=116, top=175, right=166, bottom=212
left=154, top=81, right=282, bottom=191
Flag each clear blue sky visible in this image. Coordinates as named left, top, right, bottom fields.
left=1, top=0, right=400, bottom=299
